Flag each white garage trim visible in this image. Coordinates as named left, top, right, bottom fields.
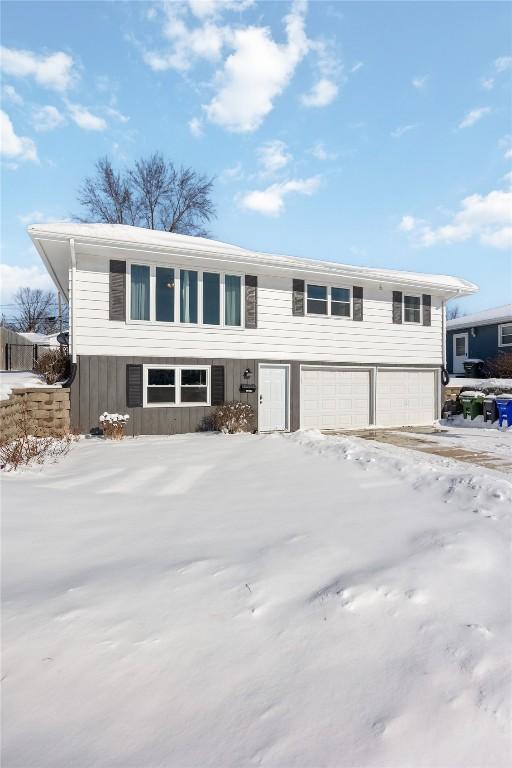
left=300, top=365, right=375, bottom=430
left=375, top=368, right=438, bottom=428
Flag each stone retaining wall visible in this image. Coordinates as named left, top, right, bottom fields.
left=0, top=388, right=70, bottom=442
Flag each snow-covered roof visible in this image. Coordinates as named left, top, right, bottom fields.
left=28, top=222, right=478, bottom=299
left=447, top=304, right=512, bottom=330
left=18, top=331, right=60, bottom=346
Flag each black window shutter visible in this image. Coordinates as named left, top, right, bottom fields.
left=292, top=279, right=305, bottom=316
left=109, top=260, right=126, bottom=321
left=211, top=365, right=225, bottom=406
left=392, top=291, right=403, bottom=324
left=422, top=294, right=432, bottom=326
left=353, top=286, right=363, bottom=321
left=245, top=275, right=257, bottom=328
left=126, top=364, right=143, bottom=407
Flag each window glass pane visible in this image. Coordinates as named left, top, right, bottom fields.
left=156, top=267, right=174, bottom=322
left=307, top=299, right=328, bottom=315
left=455, top=338, right=466, bottom=355
left=148, top=369, right=175, bottom=386
left=404, top=295, right=420, bottom=322
left=147, top=387, right=176, bottom=403
left=181, top=387, right=208, bottom=403
left=332, top=287, right=350, bottom=303
left=307, top=284, right=327, bottom=300
left=225, top=275, right=241, bottom=326
left=131, top=265, right=150, bottom=320
left=203, top=272, right=220, bottom=325
left=331, top=302, right=350, bottom=317
left=180, top=270, right=198, bottom=323
left=181, top=369, right=206, bottom=386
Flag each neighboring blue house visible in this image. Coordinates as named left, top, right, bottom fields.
left=446, top=304, right=512, bottom=374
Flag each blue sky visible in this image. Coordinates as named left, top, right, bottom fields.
left=1, top=0, right=511, bottom=317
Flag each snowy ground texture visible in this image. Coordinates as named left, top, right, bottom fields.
left=0, top=371, right=59, bottom=400
left=2, top=431, right=511, bottom=768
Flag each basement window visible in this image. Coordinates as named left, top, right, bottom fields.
left=143, top=365, right=210, bottom=407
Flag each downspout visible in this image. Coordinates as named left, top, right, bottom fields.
left=69, top=238, right=77, bottom=363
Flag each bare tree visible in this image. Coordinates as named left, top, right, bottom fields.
left=5, top=288, right=67, bottom=334
left=76, top=153, right=216, bottom=236
left=446, top=304, right=463, bottom=320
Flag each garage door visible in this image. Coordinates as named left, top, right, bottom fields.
left=376, top=370, right=436, bottom=427
left=301, top=368, right=371, bottom=430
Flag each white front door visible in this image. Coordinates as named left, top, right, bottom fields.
left=453, top=333, right=468, bottom=374
left=259, top=364, right=289, bottom=432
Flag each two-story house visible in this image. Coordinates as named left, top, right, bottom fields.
left=29, top=223, right=477, bottom=435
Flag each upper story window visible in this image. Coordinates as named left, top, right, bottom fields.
left=131, top=265, right=150, bottom=321
left=225, top=274, right=241, bottom=326
left=499, top=323, right=512, bottom=346
left=404, top=294, right=421, bottom=323
left=128, top=263, right=244, bottom=327
left=307, top=284, right=351, bottom=317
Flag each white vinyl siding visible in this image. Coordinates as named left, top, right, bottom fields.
left=71, top=250, right=444, bottom=365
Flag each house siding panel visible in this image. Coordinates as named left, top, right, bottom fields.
left=446, top=323, right=504, bottom=372
left=71, top=251, right=444, bottom=366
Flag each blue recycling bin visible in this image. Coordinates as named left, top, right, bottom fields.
left=496, top=397, right=512, bottom=428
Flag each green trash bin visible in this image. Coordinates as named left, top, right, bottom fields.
left=459, top=391, right=484, bottom=420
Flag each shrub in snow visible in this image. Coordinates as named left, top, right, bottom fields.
left=99, top=412, right=130, bottom=440
left=211, top=401, right=255, bottom=434
left=0, top=400, right=74, bottom=471
left=34, top=348, right=69, bottom=385
left=486, top=352, right=512, bottom=379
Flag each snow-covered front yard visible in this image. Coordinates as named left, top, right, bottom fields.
left=2, top=432, right=511, bottom=768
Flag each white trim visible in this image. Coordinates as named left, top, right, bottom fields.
left=143, top=364, right=211, bottom=408
left=498, top=322, right=512, bottom=347
left=69, top=238, right=77, bottom=363
left=258, top=363, right=291, bottom=433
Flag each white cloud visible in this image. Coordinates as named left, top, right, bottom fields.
left=412, top=75, right=428, bottom=89
left=480, top=77, right=494, bottom=90
left=350, top=61, right=363, bottom=73
left=503, top=170, right=512, bottom=185
left=66, top=102, right=107, bottom=131
left=188, top=116, right=203, bottom=137
left=239, top=175, right=321, bottom=216
left=458, top=106, right=491, bottom=129
left=32, top=105, right=65, bottom=132
left=204, top=3, right=309, bottom=132
left=391, top=123, right=418, bottom=138
left=301, top=78, right=338, bottom=107
left=399, top=189, right=512, bottom=250
left=499, top=135, right=512, bottom=159
left=220, top=161, right=243, bottom=182
left=2, top=84, right=23, bottom=104
left=105, top=106, right=129, bottom=124
left=257, top=139, right=291, bottom=174
left=0, top=263, right=53, bottom=304
left=494, top=55, right=512, bottom=73
left=0, top=46, right=76, bottom=91
left=188, top=0, right=255, bottom=19
left=18, top=210, right=68, bottom=225
left=310, top=142, right=337, bottom=161
left=0, top=110, right=38, bottom=163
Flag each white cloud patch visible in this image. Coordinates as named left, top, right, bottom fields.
left=458, top=106, right=491, bottom=129
left=32, top=105, right=65, bottom=132
left=499, top=135, right=512, bottom=159
left=310, top=141, right=337, bottom=161
left=301, top=77, right=338, bottom=107
left=257, top=139, right=291, bottom=175
left=480, top=77, right=494, bottom=90
left=66, top=102, right=107, bottom=131
left=412, top=75, right=428, bottom=89
left=391, top=123, right=418, bottom=138
left=494, top=55, right=512, bottom=73
left=220, top=161, right=243, bottom=182
left=0, top=110, right=38, bottom=163
left=350, top=61, right=363, bottom=73
left=17, top=210, right=68, bottom=225
left=239, top=175, right=321, bottom=216
left=2, top=84, right=23, bottom=105
left=188, top=116, right=203, bottom=137
left=0, top=46, right=76, bottom=91
left=0, top=263, right=54, bottom=304
left=204, top=3, right=309, bottom=132
left=105, top=106, right=129, bottom=124
left=399, top=189, right=512, bottom=251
